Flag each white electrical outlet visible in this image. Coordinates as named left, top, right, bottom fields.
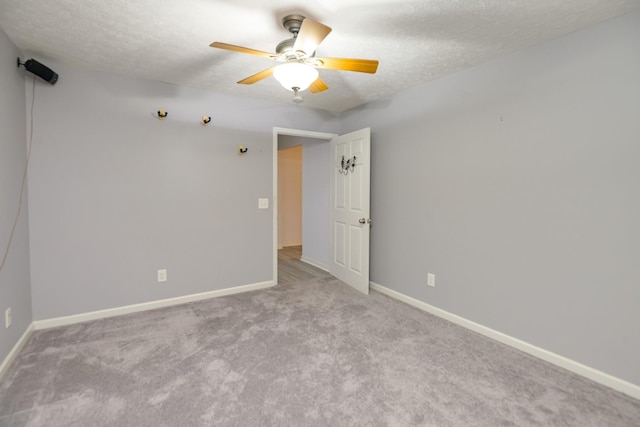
left=427, top=273, right=436, bottom=287
left=5, top=307, right=12, bottom=328
left=157, top=269, right=167, bottom=283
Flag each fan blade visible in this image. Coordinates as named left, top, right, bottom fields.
left=315, top=57, right=379, bottom=74
left=309, top=77, right=329, bottom=94
left=293, top=19, right=332, bottom=55
left=210, top=42, right=275, bottom=58
left=237, top=68, right=275, bottom=85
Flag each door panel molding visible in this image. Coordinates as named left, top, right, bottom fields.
left=329, top=128, right=371, bottom=294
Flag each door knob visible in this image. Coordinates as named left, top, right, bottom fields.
left=359, top=218, right=372, bottom=224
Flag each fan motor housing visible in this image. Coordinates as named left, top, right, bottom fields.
left=276, top=14, right=306, bottom=54
left=276, top=38, right=296, bottom=54
left=282, top=14, right=305, bottom=34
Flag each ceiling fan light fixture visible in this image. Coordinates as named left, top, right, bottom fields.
left=273, top=62, right=318, bottom=92
left=292, top=88, right=304, bottom=104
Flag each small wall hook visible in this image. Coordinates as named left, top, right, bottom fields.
left=157, top=109, right=168, bottom=120
left=201, top=116, right=212, bottom=126
left=338, top=155, right=357, bottom=175
left=239, top=146, right=248, bottom=155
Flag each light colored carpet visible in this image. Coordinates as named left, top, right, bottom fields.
left=1, top=250, right=639, bottom=426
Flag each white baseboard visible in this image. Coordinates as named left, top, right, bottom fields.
left=300, top=255, right=329, bottom=272
left=281, top=242, right=302, bottom=248
left=34, top=280, right=276, bottom=330
left=0, top=322, right=34, bottom=381
left=370, top=281, right=640, bottom=400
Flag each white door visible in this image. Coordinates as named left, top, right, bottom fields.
left=329, top=128, right=371, bottom=295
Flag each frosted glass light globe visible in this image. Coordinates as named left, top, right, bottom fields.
left=273, top=62, right=318, bottom=91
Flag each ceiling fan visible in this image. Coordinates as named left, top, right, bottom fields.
left=210, top=14, right=379, bottom=103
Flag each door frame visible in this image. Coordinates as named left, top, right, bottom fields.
left=272, top=127, right=338, bottom=284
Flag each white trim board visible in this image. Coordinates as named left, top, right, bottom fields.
left=370, top=281, right=640, bottom=400
left=300, top=255, right=329, bottom=272
left=0, top=323, right=34, bottom=381
left=34, top=280, right=275, bottom=330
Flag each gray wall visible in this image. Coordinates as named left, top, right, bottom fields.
left=342, top=11, right=640, bottom=385
left=26, top=64, right=339, bottom=320
left=2, top=9, right=639, bottom=389
left=301, top=140, right=330, bottom=268
left=0, top=29, right=32, bottom=362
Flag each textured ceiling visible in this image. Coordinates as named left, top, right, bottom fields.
left=0, top=0, right=638, bottom=112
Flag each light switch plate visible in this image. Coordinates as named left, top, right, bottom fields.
left=427, top=273, right=436, bottom=287
left=258, top=198, right=269, bottom=209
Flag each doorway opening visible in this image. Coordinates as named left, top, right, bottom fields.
left=272, top=128, right=336, bottom=284
left=278, top=144, right=302, bottom=251
left=273, top=127, right=372, bottom=294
